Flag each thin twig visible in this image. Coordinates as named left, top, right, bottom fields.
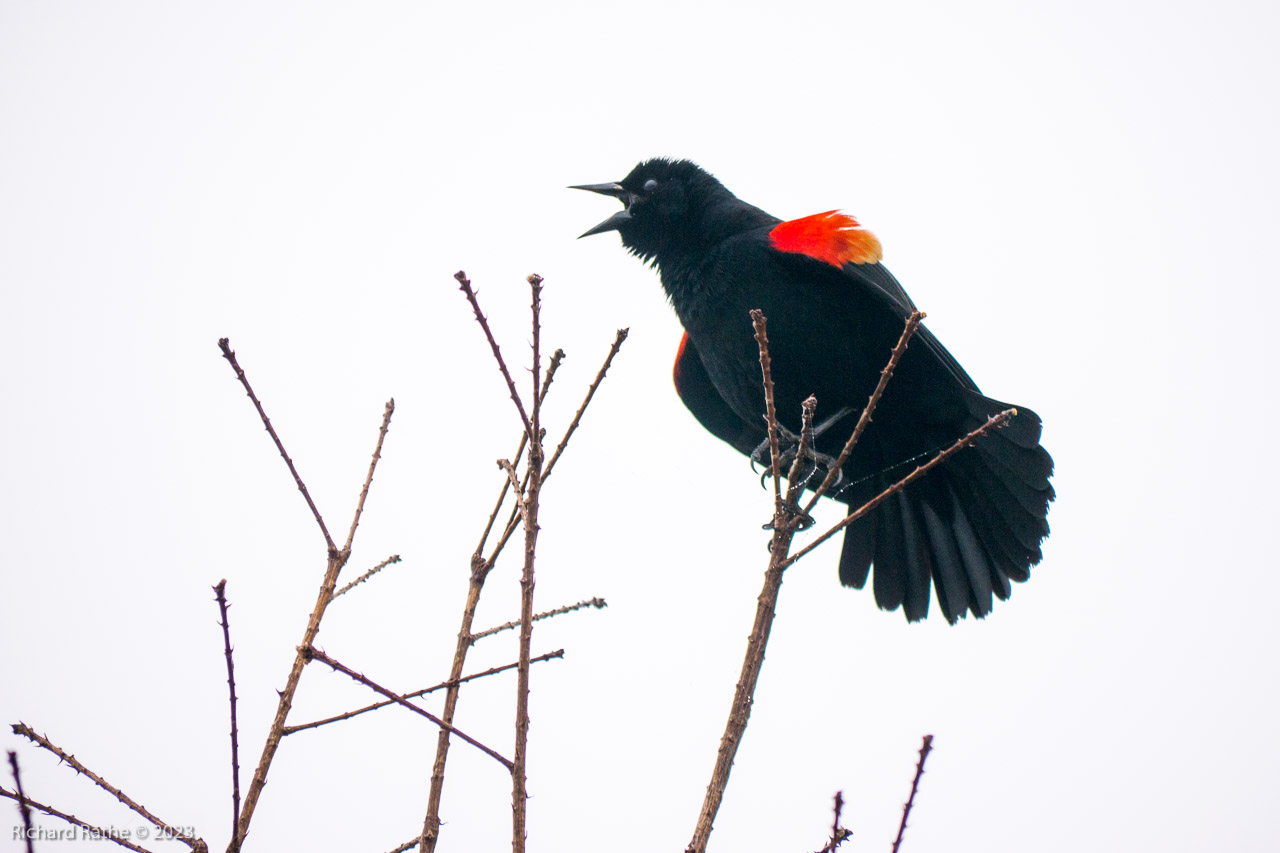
left=333, top=554, right=402, bottom=599
left=497, top=459, right=529, bottom=523
left=471, top=597, right=607, bottom=643
left=217, top=338, right=336, bottom=552
left=7, top=751, right=34, bottom=853
left=10, top=723, right=204, bottom=848
left=542, top=327, right=629, bottom=481
left=303, top=648, right=513, bottom=770
left=475, top=349, right=563, bottom=559
left=785, top=396, right=818, bottom=506
left=891, top=735, right=934, bottom=853
left=212, top=581, right=240, bottom=849
left=686, top=314, right=799, bottom=853
left=813, top=790, right=852, bottom=853
left=0, top=785, right=159, bottom=853
left=802, top=311, right=923, bottom=513
left=386, top=840, right=420, bottom=853
left=751, top=310, right=784, bottom=513
left=234, top=400, right=393, bottom=848
left=783, top=410, right=1015, bottom=569
left=344, top=398, right=395, bottom=553
left=455, top=271, right=533, bottom=438
left=282, top=650, right=565, bottom=735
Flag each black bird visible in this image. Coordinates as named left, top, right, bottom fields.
left=575, top=158, right=1053, bottom=623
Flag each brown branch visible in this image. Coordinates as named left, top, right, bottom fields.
left=386, top=840, right=420, bottom=853
left=470, top=597, right=607, bottom=643
left=686, top=313, right=800, bottom=853
left=282, top=650, right=565, bottom=735
left=783, top=410, right=1015, bottom=569
left=7, top=751, right=34, bottom=853
left=455, top=270, right=533, bottom=438
left=302, top=648, right=513, bottom=770
left=212, top=581, right=240, bottom=849
left=344, top=398, right=395, bottom=553
left=891, top=735, right=934, bottom=853
left=512, top=273, right=545, bottom=853
left=475, top=349, right=563, bottom=559
left=803, top=311, right=923, bottom=513
left=10, top=723, right=204, bottom=849
left=333, top=554, right=403, bottom=600
left=234, top=400, right=392, bottom=849
left=813, top=790, right=852, bottom=853
left=785, top=396, right=818, bottom=506
left=497, top=459, right=529, bottom=523
left=751, top=310, right=784, bottom=513
left=0, top=784, right=160, bottom=853
left=542, top=327, right=629, bottom=481
left=217, top=338, right=336, bottom=552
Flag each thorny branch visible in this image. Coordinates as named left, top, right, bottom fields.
left=471, top=597, right=607, bottom=643
left=455, top=271, right=534, bottom=438
left=213, top=581, right=241, bottom=849
left=10, top=723, right=205, bottom=850
left=333, top=554, right=403, bottom=599
left=282, top=650, right=566, bottom=735
left=0, top=783, right=160, bottom=853
left=7, top=751, right=34, bottom=853
left=891, top=735, right=934, bottom=853
left=217, top=338, right=336, bottom=552
left=227, top=375, right=396, bottom=850
left=302, top=647, right=514, bottom=770
left=814, top=790, right=852, bottom=853
left=420, top=277, right=625, bottom=853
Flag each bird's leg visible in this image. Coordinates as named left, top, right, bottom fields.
left=754, top=405, right=856, bottom=531
left=751, top=405, right=854, bottom=490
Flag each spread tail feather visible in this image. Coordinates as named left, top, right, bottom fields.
left=837, top=396, right=1054, bottom=623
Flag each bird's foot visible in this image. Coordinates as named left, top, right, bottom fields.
left=761, top=498, right=817, bottom=532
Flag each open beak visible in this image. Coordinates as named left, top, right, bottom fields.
left=571, top=182, right=633, bottom=238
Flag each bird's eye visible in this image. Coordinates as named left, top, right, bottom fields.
left=643, top=179, right=658, bottom=193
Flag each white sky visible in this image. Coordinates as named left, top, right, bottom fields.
left=2, top=1, right=1277, bottom=851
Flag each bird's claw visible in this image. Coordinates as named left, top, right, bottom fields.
left=761, top=499, right=817, bottom=532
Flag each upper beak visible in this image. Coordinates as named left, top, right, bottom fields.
left=571, top=182, right=632, bottom=238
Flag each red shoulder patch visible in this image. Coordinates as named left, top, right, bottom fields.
left=769, top=210, right=882, bottom=267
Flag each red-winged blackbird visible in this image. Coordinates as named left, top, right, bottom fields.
left=575, top=158, right=1053, bottom=623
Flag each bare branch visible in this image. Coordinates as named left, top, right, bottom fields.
left=333, top=554, right=403, bottom=600
left=813, top=790, right=852, bottom=853
left=10, top=723, right=204, bottom=849
left=785, top=396, right=818, bottom=506
left=512, top=273, right=546, bottom=853
left=455, top=271, right=533, bottom=438
left=283, top=650, right=565, bottom=735
left=497, top=459, right=529, bottom=524
left=687, top=312, right=800, bottom=853
left=233, top=396, right=396, bottom=846
left=803, top=311, right=923, bottom=513
left=7, top=751, right=34, bottom=853
left=343, top=398, right=396, bottom=553
left=471, top=597, right=607, bottom=643
left=302, top=647, right=513, bottom=770
left=212, top=581, right=241, bottom=849
left=783, top=410, right=1015, bottom=569
left=0, top=784, right=161, bottom=853
left=751, top=310, right=784, bottom=513
left=217, top=338, right=336, bottom=552
left=891, top=735, right=934, bottom=853
left=542, top=327, right=629, bottom=481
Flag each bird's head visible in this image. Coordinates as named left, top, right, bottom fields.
left=572, top=159, right=744, bottom=265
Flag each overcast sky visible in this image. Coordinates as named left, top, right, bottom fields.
left=2, top=2, right=1278, bottom=851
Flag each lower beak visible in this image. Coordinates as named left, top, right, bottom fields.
left=571, top=182, right=632, bottom=238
